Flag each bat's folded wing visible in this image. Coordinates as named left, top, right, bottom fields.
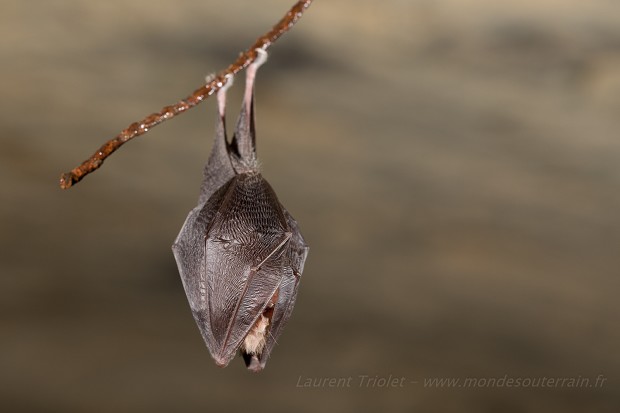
left=173, top=173, right=307, bottom=369
left=258, top=208, right=309, bottom=368
left=172, top=180, right=232, bottom=358
left=203, top=229, right=290, bottom=366
left=173, top=179, right=293, bottom=366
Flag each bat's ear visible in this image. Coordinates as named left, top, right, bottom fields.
left=231, top=49, right=268, bottom=171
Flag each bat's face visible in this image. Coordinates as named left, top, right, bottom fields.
left=172, top=50, right=308, bottom=371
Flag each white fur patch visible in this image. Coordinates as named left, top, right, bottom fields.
left=242, top=314, right=270, bottom=355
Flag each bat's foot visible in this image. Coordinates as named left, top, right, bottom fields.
left=252, top=48, right=268, bottom=70
left=216, top=73, right=234, bottom=118
left=243, top=49, right=268, bottom=109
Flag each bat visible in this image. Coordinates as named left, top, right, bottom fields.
left=172, top=49, right=308, bottom=372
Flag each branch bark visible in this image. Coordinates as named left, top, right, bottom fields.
left=59, top=0, right=314, bottom=189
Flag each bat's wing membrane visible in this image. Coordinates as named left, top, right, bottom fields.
left=172, top=179, right=234, bottom=358
left=204, top=231, right=289, bottom=365
left=259, top=208, right=309, bottom=368
left=176, top=173, right=294, bottom=367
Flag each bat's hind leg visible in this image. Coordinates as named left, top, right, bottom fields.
left=216, top=73, right=234, bottom=119
left=231, top=49, right=268, bottom=171
left=243, top=49, right=268, bottom=114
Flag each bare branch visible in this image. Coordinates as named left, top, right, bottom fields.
left=59, top=0, right=314, bottom=189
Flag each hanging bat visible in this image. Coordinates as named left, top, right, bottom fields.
left=172, top=49, right=308, bottom=372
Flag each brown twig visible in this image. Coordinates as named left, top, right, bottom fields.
left=59, top=0, right=314, bottom=189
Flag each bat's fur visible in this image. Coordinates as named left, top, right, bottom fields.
left=241, top=314, right=270, bottom=355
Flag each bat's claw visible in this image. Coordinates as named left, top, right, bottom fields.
left=244, top=49, right=268, bottom=101
left=252, top=48, right=268, bottom=70
left=219, top=73, right=235, bottom=93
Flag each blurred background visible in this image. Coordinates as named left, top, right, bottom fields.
left=1, top=0, right=619, bottom=411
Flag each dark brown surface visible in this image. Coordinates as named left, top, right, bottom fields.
left=1, top=1, right=619, bottom=412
